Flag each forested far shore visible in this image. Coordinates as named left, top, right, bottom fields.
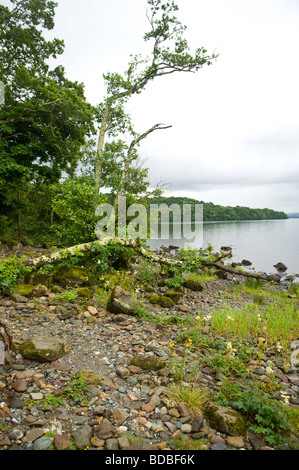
left=146, top=196, right=288, bottom=222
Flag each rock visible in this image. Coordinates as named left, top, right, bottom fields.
left=9, top=293, right=29, bottom=303
left=106, top=286, right=140, bottom=315
left=177, top=404, right=190, bottom=417
left=209, top=441, right=227, bottom=450
left=105, top=438, right=119, bottom=450
left=24, top=272, right=52, bottom=287
left=87, top=305, right=97, bottom=315
left=8, top=426, right=26, bottom=441
left=117, top=437, right=130, bottom=450
left=72, top=425, right=92, bottom=450
left=266, top=274, right=281, bottom=282
left=7, top=397, right=26, bottom=409
left=248, top=430, right=268, bottom=450
left=12, top=379, right=27, bottom=392
left=55, top=305, right=73, bottom=320
left=191, top=415, right=204, bottom=432
left=53, top=434, right=74, bottom=450
left=241, top=259, right=252, bottom=266
left=18, top=335, right=69, bottom=363
left=32, top=284, right=48, bottom=297
left=183, top=279, right=203, bottom=292
left=52, top=265, right=90, bottom=287
left=113, top=408, right=129, bottom=426
left=164, top=291, right=183, bottom=303
left=116, top=366, right=130, bottom=378
left=76, top=288, right=93, bottom=299
left=227, top=436, right=245, bottom=449
left=141, top=402, right=156, bottom=413
left=147, top=294, right=175, bottom=308
left=12, top=284, right=35, bottom=297
left=273, top=262, right=288, bottom=272
left=129, top=355, right=167, bottom=371
left=180, top=423, right=192, bottom=434
left=32, top=436, right=53, bottom=450
left=24, top=428, right=44, bottom=443
left=204, top=402, right=246, bottom=436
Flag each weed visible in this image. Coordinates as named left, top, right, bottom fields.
left=165, top=383, right=208, bottom=417
left=55, top=289, right=79, bottom=301
left=171, top=435, right=207, bottom=450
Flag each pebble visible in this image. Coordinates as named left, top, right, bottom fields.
left=0, top=273, right=297, bottom=452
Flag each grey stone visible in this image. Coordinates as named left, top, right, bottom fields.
left=32, top=436, right=53, bottom=450
left=209, top=442, right=227, bottom=450
left=106, top=286, right=140, bottom=315
left=8, top=426, right=26, bottom=441
left=105, top=438, right=119, bottom=450
left=72, top=425, right=93, bottom=450
left=191, top=415, right=204, bottom=433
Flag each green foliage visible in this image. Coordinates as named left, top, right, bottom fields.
left=147, top=196, right=288, bottom=221
left=0, top=255, right=32, bottom=293
left=51, top=179, right=104, bottom=245
left=232, top=383, right=292, bottom=448
left=134, top=261, right=158, bottom=285
left=55, top=289, right=79, bottom=302
left=0, top=0, right=94, bottom=237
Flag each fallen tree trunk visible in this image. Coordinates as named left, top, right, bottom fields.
left=208, top=262, right=270, bottom=280
left=23, top=237, right=185, bottom=269
left=21, top=237, right=276, bottom=282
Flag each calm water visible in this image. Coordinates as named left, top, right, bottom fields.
left=147, top=218, right=299, bottom=276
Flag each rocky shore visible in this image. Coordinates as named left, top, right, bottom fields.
left=0, top=243, right=298, bottom=451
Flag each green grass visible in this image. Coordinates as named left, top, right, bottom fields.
left=165, top=383, right=208, bottom=417
left=208, top=302, right=298, bottom=351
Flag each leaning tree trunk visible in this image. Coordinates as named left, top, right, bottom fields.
left=113, top=123, right=172, bottom=209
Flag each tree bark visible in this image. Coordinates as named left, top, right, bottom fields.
left=95, top=101, right=112, bottom=194
left=113, top=123, right=172, bottom=209
left=20, top=237, right=276, bottom=283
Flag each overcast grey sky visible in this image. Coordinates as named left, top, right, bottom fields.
left=36, top=1, right=299, bottom=212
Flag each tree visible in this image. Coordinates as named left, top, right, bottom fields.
left=94, top=0, right=218, bottom=194
left=0, top=0, right=94, bottom=236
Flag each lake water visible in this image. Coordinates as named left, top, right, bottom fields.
left=147, top=218, right=299, bottom=276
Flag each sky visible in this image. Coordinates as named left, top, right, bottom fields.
left=25, top=0, right=299, bottom=212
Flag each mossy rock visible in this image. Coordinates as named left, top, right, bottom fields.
left=147, top=294, right=175, bottom=308
left=106, top=286, right=140, bottom=315
left=52, top=265, right=90, bottom=287
left=75, top=287, right=93, bottom=299
left=24, top=271, right=53, bottom=288
left=203, top=402, right=247, bottom=436
left=13, top=284, right=35, bottom=297
left=18, top=336, right=69, bottom=363
left=129, top=355, right=167, bottom=371
left=143, top=284, right=155, bottom=293
left=164, top=291, right=183, bottom=303
left=183, top=279, right=203, bottom=292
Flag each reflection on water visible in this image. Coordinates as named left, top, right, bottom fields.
left=147, top=219, right=299, bottom=275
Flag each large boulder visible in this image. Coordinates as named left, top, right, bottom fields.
left=18, top=336, right=69, bottom=363
left=203, top=402, right=247, bottom=436
left=106, top=286, right=139, bottom=315
left=52, top=265, right=90, bottom=287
